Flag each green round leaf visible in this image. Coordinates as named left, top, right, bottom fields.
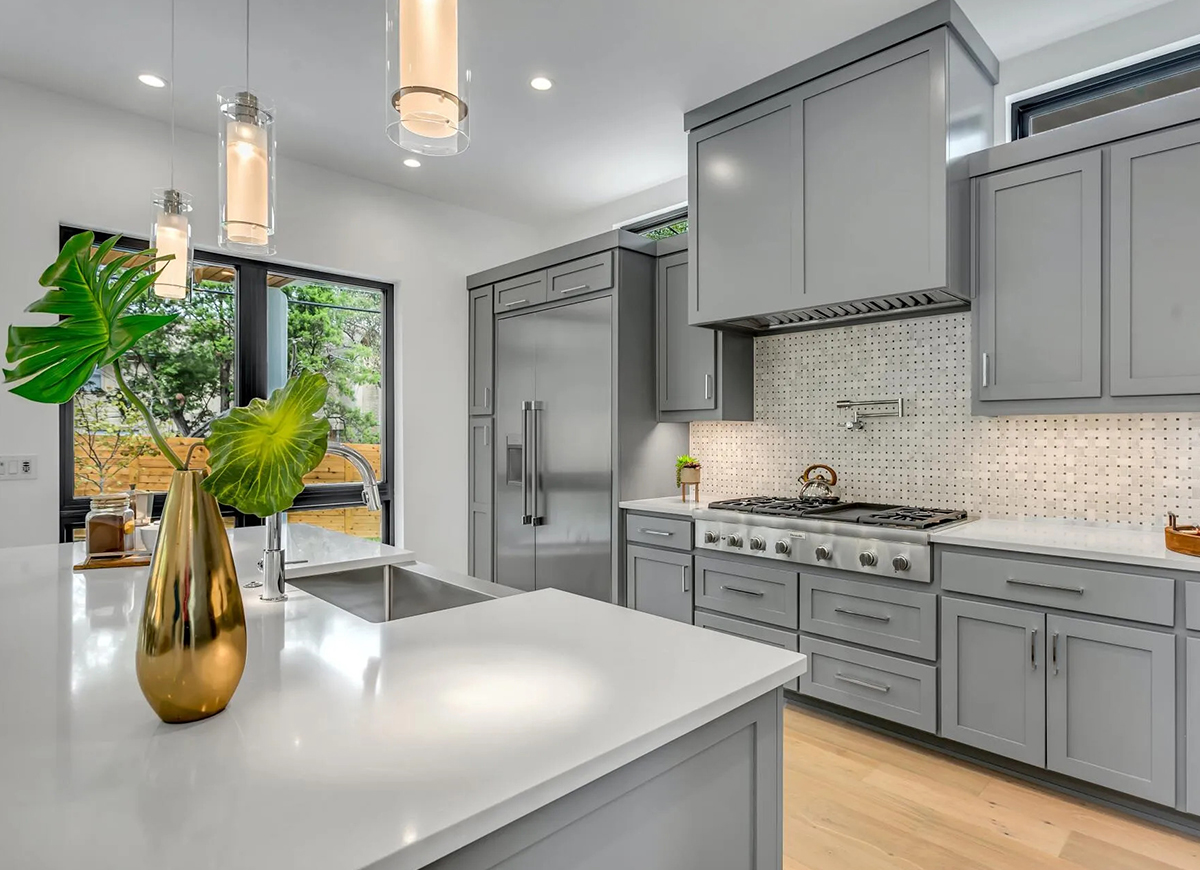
left=202, top=372, right=331, bottom=517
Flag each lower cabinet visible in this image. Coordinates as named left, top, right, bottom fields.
left=1188, top=638, right=1200, bottom=815
left=1046, top=614, right=1175, bottom=806
left=941, top=598, right=1046, bottom=766
left=695, top=610, right=799, bottom=692
left=627, top=545, right=693, bottom=624
left=941, top=598, right=1177, bottom=806
left=468, top=418, right=493, bottom=581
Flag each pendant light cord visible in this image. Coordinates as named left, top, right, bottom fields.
left=245, top=0, right=251, bottom=91
left=169, top=0, right=176, bottom=187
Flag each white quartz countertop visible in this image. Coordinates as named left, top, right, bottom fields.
left=933, top=517, right=1200, bottom=574
left=0, top=527, right=805, bottom=870
left=619, top=495, right=743, bottom=516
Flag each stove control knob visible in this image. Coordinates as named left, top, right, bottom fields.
left=892, top=555, right=911, bottom=572
left=727, top=534, right=744, bottom=548
left=859, top=551, right=878, bottom=567
left=749, top=536, right=766, bottom=551
left=814, top=546, right=832, bottom=562
left=703, top=531, right=719, bottom=544
left=775, top=540, right=791, bottom=555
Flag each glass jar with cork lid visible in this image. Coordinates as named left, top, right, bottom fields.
left=85, top=493, right=135, bottom=559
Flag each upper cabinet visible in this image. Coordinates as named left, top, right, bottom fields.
left=970, top=104, right=1200, bottom=414
left=656, top=244, right=753, bottom=422
left=468, top=285, right=494, bottom=416
left=687, top=12, right=996, bottom=333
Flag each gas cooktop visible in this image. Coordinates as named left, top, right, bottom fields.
left=706, top=497, right=966, bottom=530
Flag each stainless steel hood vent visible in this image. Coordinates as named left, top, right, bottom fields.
left=723, top=289, right=968, bottom=334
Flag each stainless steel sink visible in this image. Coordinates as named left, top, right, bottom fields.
left=289, top=563, right=510, bottom=623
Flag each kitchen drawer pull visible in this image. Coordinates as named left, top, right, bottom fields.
left=1006, top=578, right=1085, bottom=595
left=559, top=283, right=589, bottom=294
left=503, top=298, right=529, bottom=307
left=833, top=606, right=890, bottom=623
left=721, top=585, right=765, bottom=598
left=639, top=528, right=673, bottom=537
left=834, top=673, right=891, bottom=694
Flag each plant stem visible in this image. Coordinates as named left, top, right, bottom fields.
left=112, top=358, right=184, bottom=470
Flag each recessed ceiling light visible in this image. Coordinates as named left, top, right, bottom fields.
left=403, top=158, right=421, bottom=168
left=138, top=73, right=167, bottom=89
left=530, top=76, right=553, bottom=91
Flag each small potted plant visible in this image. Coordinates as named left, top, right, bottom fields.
left=676, top=454, right=701, bottom=501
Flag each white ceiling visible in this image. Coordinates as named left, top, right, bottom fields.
left=0, top=0, right=1178, bottom=226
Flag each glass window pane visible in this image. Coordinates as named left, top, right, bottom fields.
left=288, top=507, right=382, bottom=541
left=73, top=252, right=236, bottom=497
left=270, top=274, right=385, bottom=484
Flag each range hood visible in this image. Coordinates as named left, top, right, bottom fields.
left=725, top=290, right=969, bottom=334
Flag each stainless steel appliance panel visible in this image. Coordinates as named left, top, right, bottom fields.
left=494, top=312, right=538, bottom=591
left=532, top=297, right=614, bottom=601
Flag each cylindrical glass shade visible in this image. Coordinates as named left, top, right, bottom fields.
left=386, top=0, right=470, bottom=156
left=150, top=188, right=193, bottom=300
left=218, top=88, right=276, bottom=254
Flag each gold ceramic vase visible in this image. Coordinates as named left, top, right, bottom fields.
left=136, top=469, right=247, bottom=724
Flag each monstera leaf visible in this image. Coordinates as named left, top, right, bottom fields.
left=4, top=231, right=177, bottom=404
left=202, top=372, right=331, bottom=517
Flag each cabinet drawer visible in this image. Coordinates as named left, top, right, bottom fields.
left=938, top=548, right=1175, bottom=626
left=800, top=573, right=937, bottom=660
left=624, top=513, right=693, bottom=551
left=695, top=555, right=798, bottom=629
left=694, top=611, right=800, bottom=692
left=1187, top=582, right=1200, bottom=631
left=494, top=271, right=547, bottom=312
left=547, top=251, right=613, bottom=300
left=798, top=636, right=937, bottom=733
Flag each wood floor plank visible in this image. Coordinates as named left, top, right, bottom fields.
left=780, top=705, right=1200, bottom=870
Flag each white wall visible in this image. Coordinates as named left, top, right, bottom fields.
left=539, top=175, right=687, bottom=249
left=0, top=77, right=541, bottom=569
left=993, top=0, right=1200, bottom=141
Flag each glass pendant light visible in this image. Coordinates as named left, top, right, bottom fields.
left=151, top=0, right=192, bottom=299
left=218, top=0, right=275, bottom=254
left=386, top=0, right=471, bottom=156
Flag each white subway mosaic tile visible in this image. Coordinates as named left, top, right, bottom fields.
left=689, top=312, right=1198, bottom=527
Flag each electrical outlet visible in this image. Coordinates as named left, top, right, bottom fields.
left=0, top=455, right=38, bottom=481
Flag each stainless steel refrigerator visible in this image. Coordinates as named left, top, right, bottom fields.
left=494, top=296, right=614, bottom=600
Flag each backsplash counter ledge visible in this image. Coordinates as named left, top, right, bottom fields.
left=690, top=312, right=1199, bottom=528
left=933, top=517, right=1200, bottom=574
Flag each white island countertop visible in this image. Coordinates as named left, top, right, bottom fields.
left=933, top=517, right=1200, bottom=575
left=0, top=527, right=805, bottom=870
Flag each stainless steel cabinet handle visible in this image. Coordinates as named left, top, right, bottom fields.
left=503, top=298, right=529, bottom=307
left=1030, top=627, right=1037, bottom=671
left=833, top=607, right=890, bottom=623
left=682, top=571, right=690, bottom=594
left=1006, top=578, right=1084, bottom=595
left=558, top=283, right=589, bottom=294
left=704, top=373, right=713, bottom=400
left=1052, top=631, right=1059, bottom=676
left=981, top=351, right=990, bottom=387
left=721, top=585, right=765, bottom=598
left=483, top=386, right=490, bottom=409
left=834, top=673, right=891, bottom=694
left=483, top=424, right=490, bottom=447
left=640, top=528, right=673, bottom=537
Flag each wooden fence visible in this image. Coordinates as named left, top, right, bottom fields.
left=76, top=437, right=383, bottom=538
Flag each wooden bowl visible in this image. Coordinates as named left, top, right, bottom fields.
left=1165, top=525, right=1200, bottom=558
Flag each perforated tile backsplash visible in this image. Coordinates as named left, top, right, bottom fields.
left=690, top=312, right=1198, bottom=527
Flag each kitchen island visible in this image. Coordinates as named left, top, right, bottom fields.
left=0, top=526, right=805, bottom=870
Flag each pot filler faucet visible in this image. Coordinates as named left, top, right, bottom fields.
left=254, top=442, right=383, bottom=602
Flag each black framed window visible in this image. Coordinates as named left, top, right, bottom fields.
left=1013, top=43, right=1200, bottom=140
left=58, top=225, right=395, bottom=544
left=620, top=206, right=688, bottom=239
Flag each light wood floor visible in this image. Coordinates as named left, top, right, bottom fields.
left=782, top=706, right=1200, bottom=870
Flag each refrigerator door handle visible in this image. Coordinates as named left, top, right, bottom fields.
left=530, top=401, right=545, bottom=525
left=520, top=401, right=533, bottom=525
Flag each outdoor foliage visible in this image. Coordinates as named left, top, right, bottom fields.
left=73, top=386, right=155, bottom=494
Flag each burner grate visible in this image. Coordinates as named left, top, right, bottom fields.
left=708, top=496, right=839, bottom=517
left=860, top=507, right=968, bottom=529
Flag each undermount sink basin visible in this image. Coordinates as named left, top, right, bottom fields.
left=288, top=563, right=499, bottom=623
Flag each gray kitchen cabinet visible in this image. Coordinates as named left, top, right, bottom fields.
left=689, top=93, right=796, bottom=325
left=694, top=611, right=800, bottom=693
left=940, top=597, right=1046, bottom=767
left=493, top=271, right=547, bottom=313
left=1109, top=121, right=1200, bottom=397
left=627, top=545, right=693, bottom=625
left=1188, top=638, right=1200, bottom=814
left=656, top=248, right=752, bottom=421
left=1046, top=614, right=1175, bottom=806
left=467, top=418, right=492, bottom=581
left=975, top=151, right=1102, bottom=402
left=468, top=285, right=493, bottom=416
